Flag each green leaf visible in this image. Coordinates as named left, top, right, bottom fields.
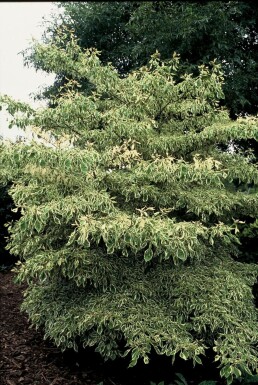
left=34, top=219, right=42, bottom=233
left=177, top=248, right=186, bottom=261
left=179, top=352, right=188, bottom=361
left=175, top=373, right=187, bottom=385
left=80, top=162, right=87, bottom=173
left=194, top=356, right=202, bottom=365
left=144, top=247, right=153, bottom=262
left=20, top=221, right=27, bottom=231
left=64, top=158, right=71, bottom=169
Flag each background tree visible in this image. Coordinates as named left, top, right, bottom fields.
left=26, top=1, right=258, bottom=118
left=1, top=32, right=258, bottom=384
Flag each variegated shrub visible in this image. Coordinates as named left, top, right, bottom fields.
left=0, top=32, right=258, bottom=384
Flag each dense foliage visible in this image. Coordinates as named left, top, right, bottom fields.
left=26, top=1, right=258, bottom=117
left=1, top=32, right=258, bottom=384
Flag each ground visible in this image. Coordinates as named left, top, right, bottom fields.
left=0, top=270, right=222, bottom=385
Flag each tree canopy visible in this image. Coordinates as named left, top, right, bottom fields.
left=25, top=1, right=258, bottom=118
left=1, top=31, right=258, bottom=383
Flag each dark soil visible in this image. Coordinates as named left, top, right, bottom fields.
left=0, top=270, right=222, bottom=385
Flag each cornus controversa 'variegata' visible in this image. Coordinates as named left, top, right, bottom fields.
left=0, top=32, right=258, bottom=385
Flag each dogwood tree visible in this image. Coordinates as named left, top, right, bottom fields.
left=1, top=32, right=258, bottom=384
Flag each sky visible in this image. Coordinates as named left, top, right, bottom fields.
left=0, top=2, right=59, bottom=140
